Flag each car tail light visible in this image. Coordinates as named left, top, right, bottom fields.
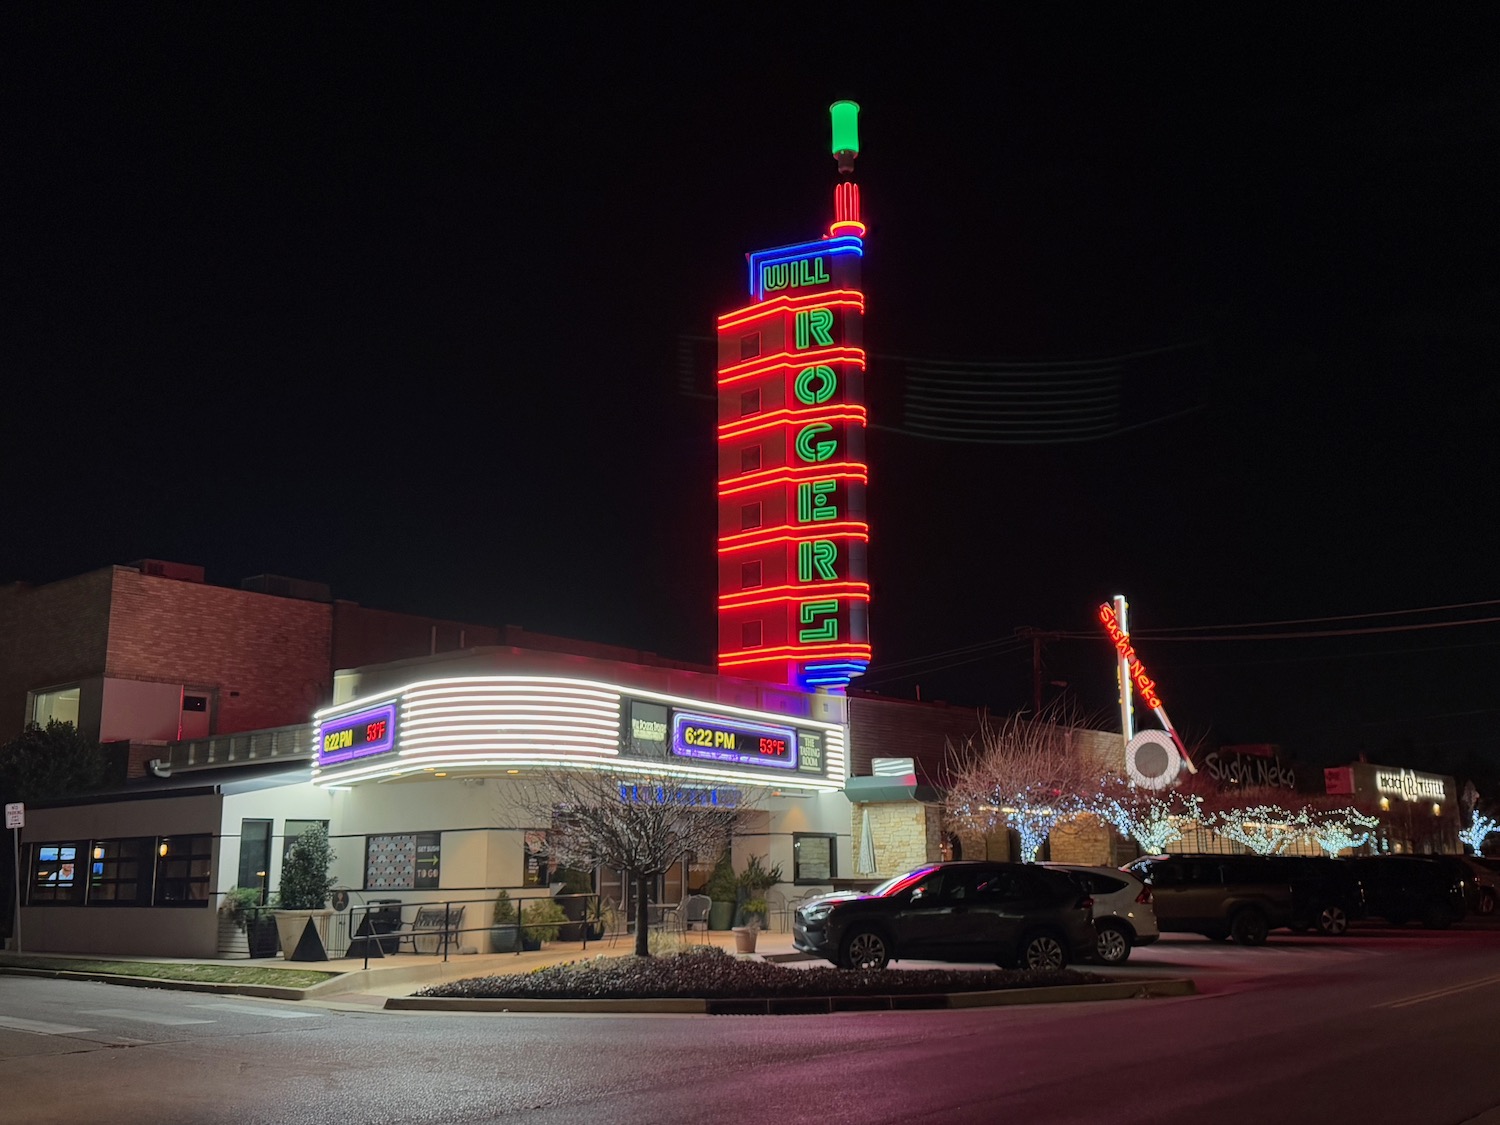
left=1136, top=886, right=1153, bottom=906
left=1080, top=895, right=1095, bottom=915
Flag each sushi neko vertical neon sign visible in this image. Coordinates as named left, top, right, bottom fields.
left=716, top=101, right=870, bottom=691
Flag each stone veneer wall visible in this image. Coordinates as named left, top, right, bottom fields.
left=853, top=803, right=943, bottom=878
left=1047, top=812, right=1115, bottom=866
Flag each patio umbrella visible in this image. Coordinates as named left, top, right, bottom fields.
left=856, top=807, right=878, bottom=875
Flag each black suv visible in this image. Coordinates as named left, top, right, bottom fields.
left=1277, top=855, right=1366, bottom=936
left=1127, top=855, right=1298, bottom=945
left=792, top=862, right=1097, bottom=971
left=1347, top=855, right=1467, bottom=928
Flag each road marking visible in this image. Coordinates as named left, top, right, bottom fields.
left=188, top=1003, right=317, bottom=1019
left=1378, top=973, right=1500, bottom=1009
left=0, top=1015, right=96, bottom=1036
left=78, top=1009, right=215, bottom=1026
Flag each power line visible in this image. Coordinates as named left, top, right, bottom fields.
left=1130, top=598, right=1500, bottom=634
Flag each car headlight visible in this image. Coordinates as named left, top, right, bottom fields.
left=802, top=903, right=835, bottom=924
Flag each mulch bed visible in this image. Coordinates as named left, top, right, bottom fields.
left=417, top=946, right=1103, bottom=1000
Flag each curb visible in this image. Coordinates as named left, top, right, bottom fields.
left=384, top=976, right=1195, bottom=1015
left=0, top=965, right=322, bottom=1001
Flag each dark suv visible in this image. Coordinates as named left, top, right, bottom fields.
left=1348, top=855, right=1467, bottom=928
left=792, top=862, right=1097, bottom=971
left=1127, top=855, right=1297, bottom=945
left=1278, top=855, right=1366, bottom=936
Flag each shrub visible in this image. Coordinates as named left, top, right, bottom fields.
left=492, top=889, right=517, bottom=926
left=278, top=825, right=337, bottom=910
left=219, top=886, right=263, bottom=930
left=706, top=852, right=738, bottom=902
left=737, top=854, right=783, bottom=896
left=521, top=897, right=569, bottom=944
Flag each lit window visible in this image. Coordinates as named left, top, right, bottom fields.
left=154, top=834, right=213, bottom=906
left=89, top=838, right=153, bottom=906
left=28, top=842, right=87, bottom=905
left=30, top=686, right=81, bottom=729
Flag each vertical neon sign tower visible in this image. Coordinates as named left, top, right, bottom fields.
left=716, top=101, right=871, bottom=692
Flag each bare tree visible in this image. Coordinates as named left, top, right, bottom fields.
left=944, top=704, right=1114, bottom=863
left=522, top=767, right=741, bottom=956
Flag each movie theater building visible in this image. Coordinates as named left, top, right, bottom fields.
left=16, top=642, right=854, bottom=958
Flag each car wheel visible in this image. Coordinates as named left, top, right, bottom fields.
left=1230, top=908, right=1269, bottom=946
left=840, top=928, right=891, bottom=970
left=1480, top=891, right=1496, bottom=917
left=1314, top=904, right=1349, bottom=937
left=1020, top=931, right=1069, bottom=971
left=1094, top=921, right=1132, bottom=965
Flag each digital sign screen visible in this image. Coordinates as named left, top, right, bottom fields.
left=318, top=703, right=398, bottom=766
left=670, top=711, right=798, bottom=771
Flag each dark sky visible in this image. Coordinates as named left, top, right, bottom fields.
left=7, top=8, right=1499, bottom=784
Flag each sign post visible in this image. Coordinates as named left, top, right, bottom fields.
left=5, top=803, right=23, bottom=953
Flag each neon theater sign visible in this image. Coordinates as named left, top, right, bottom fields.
left=716, top=101, right=872, bottom=692
left=1098, top=597, right=1195, bottom=790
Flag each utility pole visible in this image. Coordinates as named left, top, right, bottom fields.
left=1016, top=628, right=1062, bottom=715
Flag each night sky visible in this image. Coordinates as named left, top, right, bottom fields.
left=8, top=8, right=1499, bottom=785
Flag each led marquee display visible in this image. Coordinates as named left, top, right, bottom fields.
left=671, top=711, right=799, bottom=771
left=317, top=702, right=397, bottom=766
left=715, top=101, right=871, bottom=691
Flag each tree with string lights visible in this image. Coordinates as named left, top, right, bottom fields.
left=944, top=707, right=1109, bottom=863
left=1460, top=812, right=1499, bottom=857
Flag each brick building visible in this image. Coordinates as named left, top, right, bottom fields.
left=0, top=560, right=513, bottom=778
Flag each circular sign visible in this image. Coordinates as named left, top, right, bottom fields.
left=1126, top=730, right=1182, bottom=791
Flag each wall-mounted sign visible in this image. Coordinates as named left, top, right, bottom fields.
left=627, top=700, right=669, bottom=756
left=414, top=832, right=441, bottom=889
left=319, top=703, right=397, bottom=766
left=671, top=711, right=798, bottom=771
left=797, top=731, right=824, bottom=774
left=1125, top=730, right=1182, bottom=791
left=365, top=831, right=442, bottom=891
left=1206, top=751, right=1296, bottom=790
left=1375, top=768, right=1446, bottom=802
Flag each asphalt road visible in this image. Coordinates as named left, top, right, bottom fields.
left=2, top=927, right=1498, bottom=1125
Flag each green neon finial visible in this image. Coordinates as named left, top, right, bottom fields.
left=830, top=100, right=860, bottom=168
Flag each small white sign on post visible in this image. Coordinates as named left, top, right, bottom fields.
left=3, top=803, right=21, bottom=830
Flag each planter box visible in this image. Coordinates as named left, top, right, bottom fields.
left=273, top=909, right=335, bottom=961
left=709, top=901, right=735, bottom=931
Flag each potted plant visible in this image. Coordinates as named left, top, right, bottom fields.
left=490, top=889, right=519, bottom=953
left=216, top=886, right=261, bottom=958
left=272, top=825, right=338, bottom=961
left=553, top=867, right=595, bottom=941
left=732, top=914, right=762, bottom=954
left=735, top=854, right=783, bottom=928
left=706, top=851, right=738, bottom=931
left=738, top=897, right=769, bottom=931
left=520, top=897, right=568, bottom=950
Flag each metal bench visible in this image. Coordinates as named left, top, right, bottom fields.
left=396, top=905, right=465, bottom=955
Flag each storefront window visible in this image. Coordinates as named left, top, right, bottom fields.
left=793, top=833, right=836, bottom=884
left=238, top=819, right=272, bottom=899
left=524, top=831, right=551, bottom=887
left=155, top=835, right=213, bottom=905
left=29, top=842, right=87, bottom=904
left=89, top=837, right=153, bottom=905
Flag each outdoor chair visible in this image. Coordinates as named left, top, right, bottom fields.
left=683, top=894, right=712, bottom=941
left=764, top=887, right=789, bottom=932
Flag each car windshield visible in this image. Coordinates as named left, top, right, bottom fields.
left=871, top=865, right=940, bottom=897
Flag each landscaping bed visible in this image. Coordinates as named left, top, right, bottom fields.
left=0, top=955, right=337, bottom=989
left=417, top=946, right=1105, bottom=1001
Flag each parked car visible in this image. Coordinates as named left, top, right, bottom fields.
left=1454, top=855, right=1498, bottom=916
left=1125, top=854, right=1297, bottom=945
left=792, top=862, right=1097, bottom=971
left=1346, top=855, right=1467, bottom=928
left=1277, top=856, right=1366, bottom=936
left=1040, top=863, right=1159, bottom=964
